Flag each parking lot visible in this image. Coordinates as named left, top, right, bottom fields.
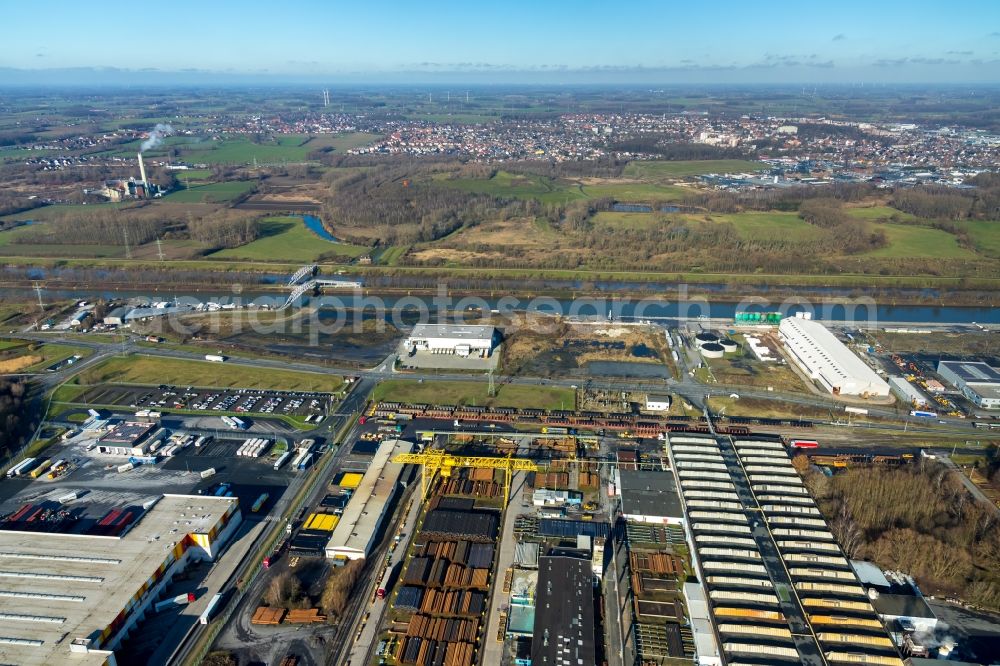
left=78, top=384, right=332, bottom=418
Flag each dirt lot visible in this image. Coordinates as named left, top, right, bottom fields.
left=502, top=319, right=673, bottom=378
left=875, top=331, right=1000, bottom=362
left=699, top=334, right=812, bottom=393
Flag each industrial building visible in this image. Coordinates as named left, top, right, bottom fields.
left=405, top=324, right=499, bottom=357
left=531, top=488, right=582, bottom=508
left=0, top=494, right=240, bottom=666
left=95, top=421, right=158, bottom=456
left=644, top=394, right=672, bottom=412
left=779, top=317, right=890, bottom=397
left=889, top=376, right=931, bottom=409
left=667, top=433, right=902, bottom=666
left=530, top=552, right=595, bottom=666
left=617, top=469, right=684, bottom=525
left=325, top=438, right=413, bottom=561
left=937, top=360, right=1000, bottom=409
left=683, top=581, right=722, bottom=666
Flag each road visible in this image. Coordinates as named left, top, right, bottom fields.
left=167, top=376, right=375, bottom=666
left=9, top=330, right=989, bottom=440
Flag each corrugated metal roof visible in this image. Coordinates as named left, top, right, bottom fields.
left=324, top=439, right=412, bottom=559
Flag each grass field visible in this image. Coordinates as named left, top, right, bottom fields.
left=437, top=171, right=689, bottom=204
left=959, top=220, right=1000, bottom=258
left=377, top=245, right=409, bottom=265
left=16, top=343, right=90, bottom=372
left=438, top=171, right=587, bottom=205
left=864, top=223, right=978, bottom=259
left=174, top=169, right=214, bottom=181
left=581, top=181, right=688, bottom=201
left=134, top=132, right=380, bottom=165
left=72, top=355, right=343, bottom=392
left=624, top=160, right=766, bottom=179
left=211, top=216, right=369, bottom=261
left=163, top=181, right=256, bottom=203
left=373, top=380, right=575, bottom=410
left=845, top=205, right=916, bottom=221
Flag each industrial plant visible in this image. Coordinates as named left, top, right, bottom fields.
left=92, top=152, right=166, bottom=201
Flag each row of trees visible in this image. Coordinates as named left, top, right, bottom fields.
left=13, top=210, right=164, bottom=246
left=892, top=184, right=1000, bottom=221
left=9, top=205, right=261, bottom=250
left=0, top=378, right=31, bottom=462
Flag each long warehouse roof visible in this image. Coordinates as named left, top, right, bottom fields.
left=0, top=494, right=238, bottom=666
left=325, top=438, right=412, bottom=560
left=779, top=317, right=890, bottom=396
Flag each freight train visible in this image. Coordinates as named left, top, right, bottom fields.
left=370, top=402, right=814, bottom=437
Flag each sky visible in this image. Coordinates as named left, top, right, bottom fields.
left=2, top=0, right=999, bottom=84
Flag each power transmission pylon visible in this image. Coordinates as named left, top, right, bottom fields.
left=156, top=238, right=165, bottom=261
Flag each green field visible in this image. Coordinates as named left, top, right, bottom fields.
left=437, top=171, right=688, bottom=204
left=377, top=245, right=409, bottom=265
left=845, top=205, right=916, bottom=221
left=592, top=211, right=661, bottom=229
left=130, top=132, right=380, bottom=165
left=173, top=169, right=214, bottom=182
left=163, top=181, right=256, bottom=203
left=959, top=220, right=1000, bottom=258
left=581, top=182, right=688, bottom=201
left=373, top=380, right=575, bottom=410
left=864, top=223, right=978, bottom=259
left=211, top=216, right=369, bottom=261
left=624, top=160, right=766, bottom=179
left=438, top=171, right=587, bottom=205
left=71, top=355, right=343, bottom=392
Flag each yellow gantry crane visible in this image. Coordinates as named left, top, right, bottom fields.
left=392, top=449, right=539, bottom=507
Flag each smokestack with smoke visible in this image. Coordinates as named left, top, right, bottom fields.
left=140, top=123, right=173, bottom=153
left=137, top=153, right=148, bottom=185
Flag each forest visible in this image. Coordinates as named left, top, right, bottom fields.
left=799, top=457, right=1000, bottom=612
left=10, top=207, right=262, bottom=250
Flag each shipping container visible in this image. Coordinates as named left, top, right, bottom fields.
left=29, top=459, right=53, bottom=479
left=274, top=451, right=291, bottom=470
left=296, top=453, right=314, bottom=471
left=7, top=457, right=37, bottom=478
left=155, top=592, right=196, bottom=613
left=251, top=493, right=269, bottom=513
left=205, top=354, right=226, bottom=363
left=199, top=592, right=225, bottom=625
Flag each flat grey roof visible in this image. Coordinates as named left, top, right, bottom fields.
left=531, top=554, right=595, bottom=666
left=408, top=323, right=496, bottom=341
left=619, top=469, right=683, bottom=520
left=870, top=592, right=936, bottom=619
left=938, top=360, right=1000, bottom=383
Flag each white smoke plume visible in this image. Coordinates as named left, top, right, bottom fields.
left=140, top=123, right=173, bottom=152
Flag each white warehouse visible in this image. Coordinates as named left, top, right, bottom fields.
left=779, top=317, right=890, bottom=397
left=406, top=323, right=499, bottom=357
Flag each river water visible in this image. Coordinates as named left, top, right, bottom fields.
left=3, top=284, right=996, bottom=325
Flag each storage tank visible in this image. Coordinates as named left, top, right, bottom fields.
left=719, top=338, right=739, bottom=353
left=700, top=342, right=725, bottom=359
left=694, top=332, right=720, bottom=348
